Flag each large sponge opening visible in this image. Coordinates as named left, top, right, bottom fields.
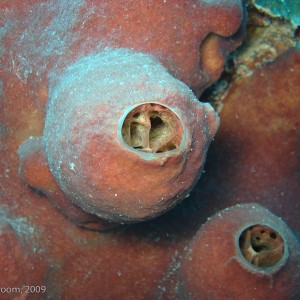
left=122, top=103, right=183, bottom=153
left=239, top=224, right=284, bottom=267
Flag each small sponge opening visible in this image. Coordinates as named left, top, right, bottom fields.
left=122, top=103, right=183, bottom=153
left=239, top=224, right=284, bottom=267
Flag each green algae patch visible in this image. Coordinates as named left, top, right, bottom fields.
left=252, top=0, right=300, bottom=28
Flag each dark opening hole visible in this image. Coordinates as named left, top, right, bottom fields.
left=121, top=103, right=183, bottom=153
left=150, top=116, right=164, bottom=128
left=133, top=112, right=140, bottom=119
left=239, top=224, right=284, bottom=267
left=253, top=245, right=268, bottom=252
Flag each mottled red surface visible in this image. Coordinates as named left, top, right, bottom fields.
left=20, top=49, right=218, bottom=224
left=18, top=137, right=116, bottom=230
left=178, top=204, right=300, bottom=300
left=194, top=48, right=300, bottom=233
left=0, top=0, right=245, bottom=94
left=154, top=48, right=300, bottom=300
left=0, top=220, right=49, bottom=300
left=1, top=0, right=299, bottom=299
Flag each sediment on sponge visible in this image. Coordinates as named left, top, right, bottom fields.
left=25, top=48, right=219, bottom=223
left=178, top=203, right=300, bottom=300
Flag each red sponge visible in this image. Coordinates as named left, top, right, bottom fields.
left=178, top=203, right=300, bottom=300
